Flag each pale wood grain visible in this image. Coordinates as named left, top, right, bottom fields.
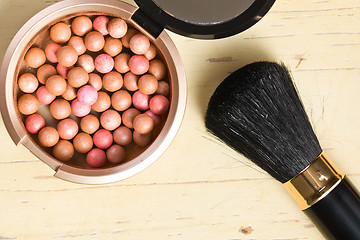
left=1, top=0, right=360, bottom=239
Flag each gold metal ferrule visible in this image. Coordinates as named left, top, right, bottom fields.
left=283, top=152, right=344, bottom=210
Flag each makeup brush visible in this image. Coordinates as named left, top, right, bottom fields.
left=205, top=61, right=360, bottom=240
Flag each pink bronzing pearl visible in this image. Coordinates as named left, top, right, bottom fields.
left=93, top=16, right=110, bottom=36
left=128, top=55, right=149, bottom=75
left=36, top=86, right=56, bottom=105
left=77, top=85, right=98, bottom=106
left=149, top=95, right=170, bottom=115
left=57, top=118, right=79, bottom=140
left=132, top=90, right=150, bottom=111
left=57, top=64, right=74, bottom=79
left=93, top=129, right=113, bottom=149
left=95, top=53, right=114, bottom=74
left=71, top=98, right=91, bottom=117
left=25, top=113, right=45, bottom=134
left=45, top=42, right=62, bottom=63
left=86, top=148, right=107, bottom=168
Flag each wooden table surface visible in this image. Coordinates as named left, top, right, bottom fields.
left=1, top=0, right=360, bottom=239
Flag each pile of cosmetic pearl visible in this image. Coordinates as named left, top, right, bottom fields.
left=17, top=15, right=170, bottom=168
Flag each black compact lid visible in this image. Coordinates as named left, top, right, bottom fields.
left=134, top=0, right=275, bottom=39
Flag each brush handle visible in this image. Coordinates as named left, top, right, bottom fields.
left=303, top=177, right=360, bottom=240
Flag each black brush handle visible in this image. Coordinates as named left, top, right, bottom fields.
left=304, top=177, right=360, bottom=240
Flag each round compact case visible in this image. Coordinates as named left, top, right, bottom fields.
left=0, top=0, right=275, bottom=184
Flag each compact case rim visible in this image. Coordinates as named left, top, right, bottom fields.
left=0, top=0, right=275, bottom=184
left=0, top=0, right=186, bottom=184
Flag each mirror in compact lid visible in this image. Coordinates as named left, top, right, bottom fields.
left=134, top=0, right=275, bottom=39
left=152, top=0, right=256, bottom=24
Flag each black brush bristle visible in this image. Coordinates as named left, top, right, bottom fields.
left=205, top=61, right=322, bottom=183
